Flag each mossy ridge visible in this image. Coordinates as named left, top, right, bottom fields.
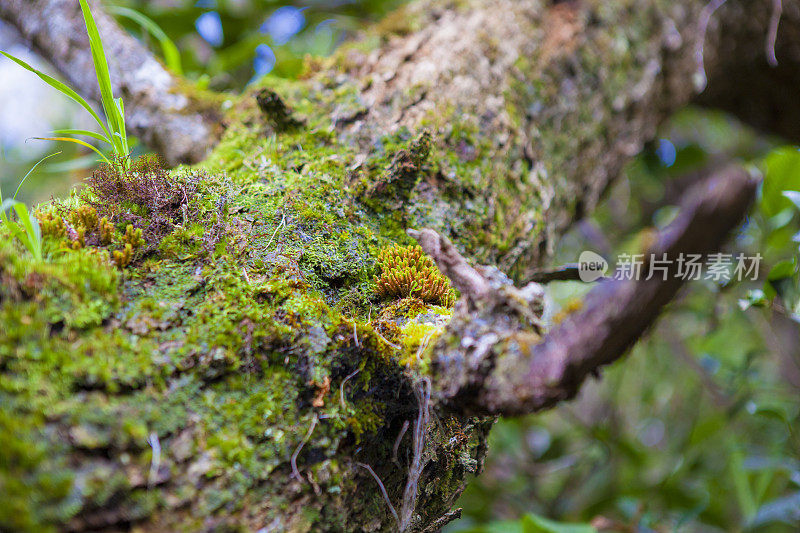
left=0, top=46, right=528, bottom=530
left=0, top=153, right=486, bottom=531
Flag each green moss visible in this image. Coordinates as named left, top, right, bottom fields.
left=0, top=42, right=498, bottom=530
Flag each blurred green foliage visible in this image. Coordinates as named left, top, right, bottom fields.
left=448, top=109, right=800, bottom=532
left=113, top=0, right=402, bottom=87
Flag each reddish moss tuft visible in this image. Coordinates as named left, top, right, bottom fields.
left=85, top=155, right=201, bottom=248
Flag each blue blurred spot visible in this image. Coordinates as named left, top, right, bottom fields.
left=260, top=6, right=306, bottom=45
left=194, top=0, right=216, bottom=8
left=195, top=12, right=224, bottom=47
left=254, top=44, right=276, bottom=77
left=655, top=138, right=677, bottom=167
left=699, top=354, right=720, bottom=375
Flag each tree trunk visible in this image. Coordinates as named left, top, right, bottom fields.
left=0, top=0, right=790, bottom=531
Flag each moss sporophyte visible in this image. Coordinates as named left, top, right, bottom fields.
left=375, top=244, right=457, bottom=307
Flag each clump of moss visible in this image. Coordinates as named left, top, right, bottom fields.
left=365, top=130, right=432, bottom=205
left=255, top=88, right=303, bottom=130
left=112, top=225, right=145, bottom=268
left=37, top=211, right=67, bottom=240
left=375, top=244, right=457, bottom=306
left=84, top=155, right=201, bottom=248
left=65, top=205, right=115, bottom=248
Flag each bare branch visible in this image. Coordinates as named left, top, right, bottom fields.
left=415, top=166, right=757, bottom=416
left=0, top=0, right=220, bottom=165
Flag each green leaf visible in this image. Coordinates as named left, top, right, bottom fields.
left=34, top=137, right=111, bottom=165
left=78, top=0, right=126, bottom=156
left=53, top=128, right=111, bottom=145
left=729, top=444, right=758, bottom=520
left=109, top=6, right=183, bottom=74
left=762, top=147, right=800, bottom=217
left=767, top=258, right=797, bottom=281
left=0, top=198, right=16, bottom=225
left=0, top=51, right=111, bottom=139
left=520, top=513, right=596, bottom=533
left=7, top=202, right=42, bottom=261
left=12, top=151, right=62, bottom=201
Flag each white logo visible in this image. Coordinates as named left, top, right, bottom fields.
left=579, top=251, right=608, bottom=282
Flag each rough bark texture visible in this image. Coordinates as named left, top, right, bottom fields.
left=0, top=0, right=221, bottom=166
left=422, top=166, right=756, bottom=416
left=0, top=0, right=793, bottom=531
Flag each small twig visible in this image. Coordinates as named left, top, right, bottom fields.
left=291, top=414, right=318, bottom=483
left=356, top=462, right=400, bottom=528
left=392, top=421, right=410, bottom=465
left=408, top=228, right=490, bottom=301
left=695, top=0, right=728, bottom=91
left=147, top=432, right=161, bottom=488
left=422, top=508, right=463, bottom=533
left=766, top=0, right=783, bottom=67
left=373, top=328, right=400, bottom=350
left=339, top=368, right=361, bottom=411
left=353, top=320, right=360, bottom=347
left=306, top=471, right=322, bottom=496
left=265, top=213, right=286, bottom=250
left=399, top=378, right=431, bottom=531
left=415, top=332, right=435, bottom=366
left=526, top=263, right=609, bottom=284
left=242, top=266, right=251, bottom=284
left=526, top=263, right=582, bottom=283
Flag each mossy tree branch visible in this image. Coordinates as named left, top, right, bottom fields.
left=416, top=166, right=757, bottom=416
left=1, top=0, right=799, bottom=532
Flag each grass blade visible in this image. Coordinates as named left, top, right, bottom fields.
left=9, top=204, right=31, bottom=251
left=35, top=137, right=111, bottom=165
left=53, top=128, right=111, bottom=145
left=115, top=97, right=129, bottom=155
left=1, top=198, right=16, bottom=224
left=109, top=6, right=183, bottom=75
left=13, top=203, right=42, bottom=260
left=12, top=151, right=62, bottom=201
left=29, top=210, right=43, bottom=260
left=0, top=51, right=111, bottom=139
left=78, top=0, right=126, bottom=156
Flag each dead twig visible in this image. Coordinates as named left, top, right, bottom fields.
left=421, top=508, right=462, bottom=533
left=392, top=421, right=410, bottom=466
left=356, top=462, right=400, bottom=528
left=291, top=414, right=318, bottom=483
left=339, top=368, right=361, bottom=411
left=399, top=378, right=431, bottom=531
left=766, top=0, right=783, bottom=66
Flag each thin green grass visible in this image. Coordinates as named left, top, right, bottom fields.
left=0, top=152, right=61, bottom=261
left=108, top=5, right=183, bottom=75
left=0, top=0, right=128, bottom=166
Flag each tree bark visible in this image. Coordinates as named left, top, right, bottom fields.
left=0, top=0, right=792, bottom=531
